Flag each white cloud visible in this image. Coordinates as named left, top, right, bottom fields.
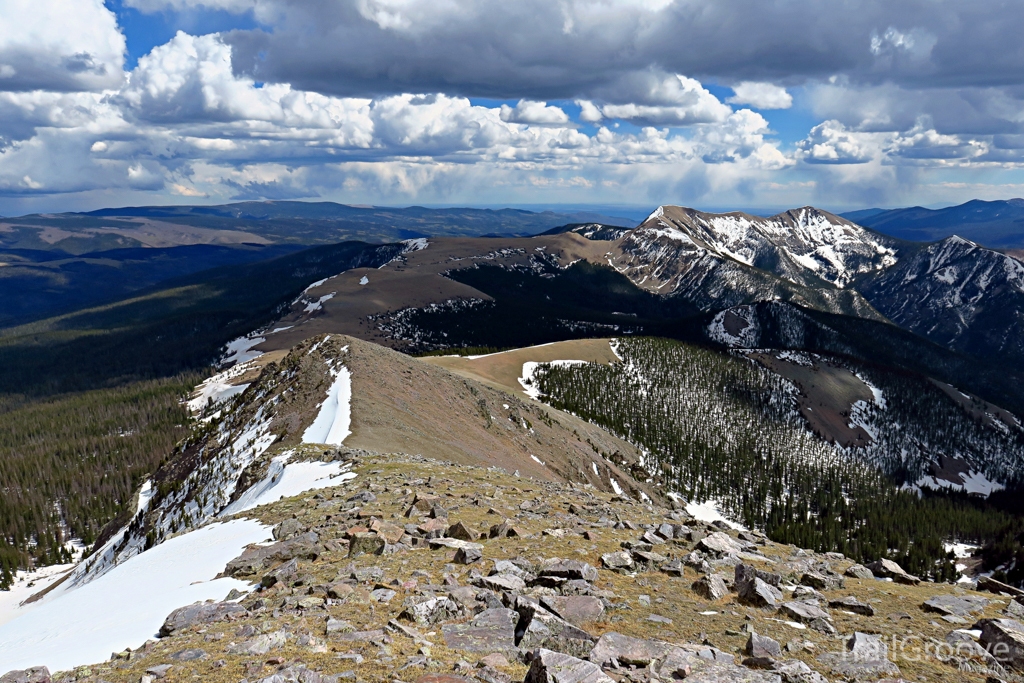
left=727, top=82, right=792, bottom=110
left=0, top=0, right=125, bottom=92
left=887, top=121, right=986, bottom=161
left=596, top=75, right=731, bottom=125
left=499, top=100, right=571, bottom=126
left=798, top=120, right=883, bottom=164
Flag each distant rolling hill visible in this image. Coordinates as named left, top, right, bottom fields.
left=0, top=202, right=635, bottom=328
left=843, top=198, right=1024, bottom=249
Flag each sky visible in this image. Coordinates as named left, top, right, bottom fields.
left=2, top=0, right=1024, bottom=216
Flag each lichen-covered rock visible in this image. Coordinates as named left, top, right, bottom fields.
left=442, top=608, right=518, bottom=654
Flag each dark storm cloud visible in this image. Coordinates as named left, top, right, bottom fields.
left=221, top=0, right=1024, bottom=102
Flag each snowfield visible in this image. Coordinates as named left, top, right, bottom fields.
left=0, top=519, right=271, bottom=674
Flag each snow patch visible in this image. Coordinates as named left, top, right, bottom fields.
left=685, top=500, right=745, bottom=531
left=609, top=477, right=623, bottom=495
left=187, top=361, right=258, bottom=414
left=519, top=360, right=589, bottom=399
left=220, top=335, right=265, bottom=366
left=359, top=276, right=369, bottom=285
left=304, top=292, right=335, bottom=313
left=302, top=366, right=352, bottom=445
left=0, top=519, right=270, bottom=674
left=220, top=454, right=354, bottom=517
left=530, top=455, right=545, bottom=466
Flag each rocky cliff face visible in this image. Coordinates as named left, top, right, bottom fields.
left=861, top=235, right=1024, bottom=365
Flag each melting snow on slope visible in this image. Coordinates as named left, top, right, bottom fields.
left=220, top=335, right=265, bottom=366
left=359, top=276, right=369, bottom=285
left=917, top=470, right=1005, bottom=497
left=0, top=550, right=84, bottom=628
left=220, top=453, right=355, bottom=517
left=187, top=361, right=258, bottom=414
left=302, top=366, right=352, bottom=445
left=304, top=292, right=336, bottom=313
left=0, top=519, right=270, bottom=674
left=519, top=360, right=589, bottom=400
left=402, top=238, right=429, bottom=252
left=685, top=500, right=746, bottom=531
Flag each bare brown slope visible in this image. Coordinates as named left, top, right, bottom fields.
left=422, top=339, right=619, bottom=397
left=250, top=233, right=615, bottom=354
left=337, top=336, right=653, bottom=500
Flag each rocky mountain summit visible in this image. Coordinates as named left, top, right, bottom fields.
left=5, top=451, right=1024, bottom=683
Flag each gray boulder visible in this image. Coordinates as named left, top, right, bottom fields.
left=159, top=601, right=247, bottom=637
left=844, top=564, right=873, bottom=580
left=800, top=571, right=843, bottom=591
left=697, top=532, right=745, bottom=557
left=922, top=594, right=989, bottom=617
left=539, top=559, right=599, bottom=583
left=540, top=596, right=605, bottom=626
left=738, top=578, right=782, bottom=608
left=866, top=559, right=920, bottom=585
left=746, top=631, right=782, bottom=659
left=454, top=545, right=483, bottom=565
left=477, top=573, right=527, bottom=592
left=599, top=551, right=633, bottom=573
left=0, top=668, right=50, bottom=683
left=442, top=608, right=519, bottom=654
left=272, top=518, right=305, bottom=541
left=692, top=574, right=729, bottom=601
left=817, top=632, right=899, bottom=680
left=515, top=598, right=596, bottom=658
left=348, top=532, right=385, bottom=557
left=525, top=649, right=613, bottom=683
left=778, top=602, right=834, bottom=634
left=228, top=630, right=290, bottom=655
left=975, top=618, right=1024, bottom=670
left=400, top=597, right=463, bottom=626
left=828, top=596, right=874, bottom=616
left=224, top=532, right=320, bottom=576
left=261, top=558, right=299, bottom=588
left=588, top=632, right=675, bottom=668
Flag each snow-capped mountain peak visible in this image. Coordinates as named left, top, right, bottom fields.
left=614, top=205, right=899, bottom=301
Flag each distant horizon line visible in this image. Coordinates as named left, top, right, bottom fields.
left=4, top=196, right=1023, bottom=222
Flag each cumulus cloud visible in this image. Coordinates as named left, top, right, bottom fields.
left=0, top=30, right=795, bottom=204
left=499, top=100, right=571, bottom=126
left=887, top=121, right=986, bottom=161
left=0, top=0, right=125, bottom=92
left=727, top=82, right=792, bottom=110
left=798, top=121, right=881, bottom=164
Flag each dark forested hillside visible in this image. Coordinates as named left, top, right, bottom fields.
left=0, top=376, right=195, bottom=589
left=529, top=337, right=1024, bottom=581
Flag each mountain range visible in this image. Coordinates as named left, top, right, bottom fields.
left=842, top=198, right=1024, bottom=249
